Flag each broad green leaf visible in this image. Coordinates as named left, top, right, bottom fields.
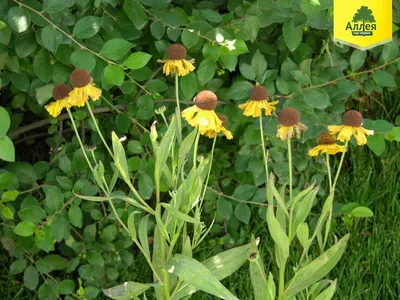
left=70, top=50, right=96, bottom=73
left=197, top=58, right=215, bottom=86
left=123, top=0, right=148, bottom=30
left=244, top=15, right=260, bottom=43
left=217, top=198, right=233, bottom=219
left=139, top=173, right=153, bottom=200
left=7, top=7, right=31, bottom=33
left=202, top=43, right=220, bottom=62
left=251, top=50, right=267, bottom=80
left=33, top=50, right=54, bottom=83
left=235, top=203, right=251, bottom=224
left=351, top=206, right=374, bottom=217
left=100, top=39, right=134, bottom=61
left=2, top=190, right=19, bottom=202
left=350, top=50, right=366, bottom=71
left=1, top=206, right=14, bottom=219
left=103, top=281, right=155, bottom=299
left=23, top=265, right=39, bottom=290
left=0, top=106, right=10, bottom=138
left=42, top=0, right=71, bottom=13
left=290, top=70, right=310, bottom=84
left=104, top=65, right=125, bottom=86
left=166, top=255, right=239, bottom=300
left=87, top=250, right=104, bottom=267
left=14, top=221, right=36, bottom=237
left=300, top=0, right=321, bottom=18
left=220, top=53, right=238, bottom=72
left=303, top=89, right=331, bottom=109
left=0, top=136, right=15, bottom=162
left=181, top=73, right=198, bottom=100
left=15, top=31, right=37, bottom=58
left=226, top=80, right=253, bottom=100
left=173, top=243, right=252, bottom=299
left=68, top=204, right=83, bottom=228
left=41, top=26, right=63, bottom=53
left=367, top=135, right=386, bottom=156
left=382, top=38, right=399, bottom=62
left=283, top=19, right=302, bottom=52
left=284, top=234, right=349, bottom=296
left=314, top=280, right=337, bottom=300
left=44, top=186, right=63, bottom=211
left=10, top=258, right=27, bottom=274
left=150, top=21, right=165, bottom=39
left=232, top=184, right=257, bottom=201
left=59, top=280, right=75, bottom=295
left=73, top=16, right=101, bottom=38
left=36, top=84, right=55, bottom=106
left=145, top=79, right=168, bottom=93
left=161, top=203, right=200, bottom=224
left=123, top=52, right=152, bottom=70
left=373, top=70, right=396, bottom=88
left=182, top=29, right=199, bottom=48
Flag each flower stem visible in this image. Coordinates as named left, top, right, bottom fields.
left=85, top=102, right=114, bottom=159
left=326, top=152, right=333, bottom=193
left=322, top=152, right=333, bottom=251
left=193, top=130, right=200, bottom=169
left=287, top=138, right=293, bottom=202
left=175, top=73, right=182, bottom=144
left=67, top=108, right=94, bottom=173
left=200, top=136, right=217, bottom=206
left=332, top=140, right=349, bottom=190
left=278, top=259, right=286, bottom=300
left=259, top=115, right=269, bottom=182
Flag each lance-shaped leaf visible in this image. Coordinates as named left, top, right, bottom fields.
left=314, top=280, right=337, bottom=300
left=284, top=234, right=349, bottom=297
left=111, top=132, right=129, bottom=181
left=102, top=281, right=157, bottom=299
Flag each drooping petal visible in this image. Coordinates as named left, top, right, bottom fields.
left=308, top=145, right=324, bottom=156
left=86, top=83, right=102, bottom=101
left=220, top=126, right=233, bottom=140
left=326, top=144, right=345, bottom=155
left=45, top=98, right=71, bottom=117
left=277, top=125, right=294, bottom=140
left=328, top=125, right=344, bottom=134
left=336, top=125, right=353, bottom=142
left=163, top=59, right=195, bottom=76
left=68, top=87, right=88, bottom=107
left=353, top=127, right=373, bottom=145
left=181, top=105, right=200, bottom=123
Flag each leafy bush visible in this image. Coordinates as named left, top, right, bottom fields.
left=1, top=0, right=400, bottom=299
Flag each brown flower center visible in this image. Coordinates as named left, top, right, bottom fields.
left=342, top=110, right=363, bottom=127
left=194, top=90, right=218, bottom=110
left=278, top=108, right=300, bottom=126
left=167, top=44, right=187, bottom=60
left=216, top=113, right=228, bottom=127
left=70, top=69, right=91, bottom=88
left=317, top=131, right=336, bottom=145
left=53, top=84, right=72, bottom=100
left=250, top=85, right=268, bottom=100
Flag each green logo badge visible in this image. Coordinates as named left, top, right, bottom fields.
left=346, top=6, right=376, bottom=36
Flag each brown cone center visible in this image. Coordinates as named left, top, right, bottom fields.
left=70, top=69, right=91, bottom=88
left=216, top=113, right=228, bottom=127
left=167, top=44, right=187, bottom=60
left=53, top=84, right=72, bottom=100
left=278, top=108, right=300, bottom=126
left=250, top=86, right=268, bottom=100
left=342, top=110, right=363, bottom=127
left=317, top=131, right=336, bottom=145
left=194, top=90, right=218, bottom=110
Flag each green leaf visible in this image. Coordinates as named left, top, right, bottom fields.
left=123, top=0, right=148, bottom=30
left=197, top=58, right=215, bottom=86
left=11, top=72, right=30, bottom=92
left=87, top=250, right=104, bottom=266
left=2, top=190, right=19, bottom=202
left=99, top=38, right=134, bottom=61
left=227, top=81, right=253, bottom=100
left=217, top=198, right=233, bottom=219
left=123, top=52, right=152, bottom=70
left=350, top=50, right=366, bottom=71
left=36, top=84, right=55, bottom=106
left=23, top=265, right=39, bottom=290
left=33, top=50, right=54, bottom=83
left=104, top=65, right=125, bottom=86
left=103, top=281, right=153, bottom=299
left=139, top=173, right=153, bottom=200
left=145, top=79, right=168, bottom=93
left=127, top=140, right=144, bottom=154
left=44, top=186, right=64, bottom=211
left=59, top=280, right=75, bottom=295
left=166, top=255, right=239, bottom=300
left=7, top=7, right=31, bottom=33
left=15, top=31, right=37, bottom=58
left=41, top=26, right=63, bottom=53
left=220, top=53, right=238, bottom=72
left=235, top=203, right=251, bottom=224
left=201, top=9, right=222, bottom=23
left=10, top=259, right=27, bottom=275
left=251, top=50, right=267, bottom=80
left=111, top=132, right=130, bottom=180
left=303, top=89, right=331, bottom=109
left=300, top=0, right=321, bottom=18
left=182, top=29, right=199, bottom=49
left=382, top=38, right=399, bottom=62
left=373, top=70, right=396, bottom=88
left=0, top=172, right=16, bottom=190
left=267, top=205, right=289, bottom=259
left=290, top=70, right=310, bottom=84
left=1, top=206, right=14, bottom=219
left=42, top=0, right=71, bottom=13
left=314, top=280, right=337, bottom=300
left=181, top=73, right=198, bottom=100
left=202, top=44, right=220, bottom=62
left=14, top=221, right=36, bottom=237
left=0, top=106, right=10, bottom=138
left=73, top=16, right=101, bottom=38
left=285, top=234, right=349, bottom=296
left=367, top=135, right=386, bottom=156
left=351, top=206, right=374, bottom=217
left=232, top=184, right=257, bottom=200
left=0, top=136, right=15, bottom=162
left=244, top=15, right=260, bottom=43
left=68, top=204, right=83, bottom=228
left=70, top=50, right=96, bottom=73
left=161, top=203, right=200, bottom=224
left=283, top=19, right=302, bottom=52
left=138, top=215, right=150, bottom=258
left=239, top=61, right=256, bottom=81
left=150, top=21, right=165, bottom=40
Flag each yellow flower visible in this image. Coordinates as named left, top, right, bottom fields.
left=238, top=86, right=279, bottom=117
left=182, top=91, right=233, bottom=140
left=45, top=84, right=72, bottom=117
left=68, top=69, right=102, bottom=107
left=276, top=107, right=307, bottom=140
left=204, top=113, right=233, bottom=140
left=308, top=131, right=345, bottom=157
left=159, top=44, right=195, bottom=76
left=328, top=110, right=374, bottom=146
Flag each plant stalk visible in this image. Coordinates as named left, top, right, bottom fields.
left=175, top=73, right=182, bottom=144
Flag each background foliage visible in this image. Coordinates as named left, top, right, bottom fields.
left=0, top=0, right=399, bottom=299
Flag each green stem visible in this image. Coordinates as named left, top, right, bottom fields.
left=287, top=138, right=294, bottom=240
left=259, top=115, right=269, bottom=182
left=108, top=199, right=128, bottom=233
left=326, top=152, right=333, bottom=194
left=175, top=73, right=182, bottom=144
left=67, top=108, right=94, bottom=173
left=332, top=140, right=349, bottom=190
left=200, top=136, right=217, bottom=205
left=134, top=239, right=163, bottom=283
left=322, top=152, right=333, bottom=251
left=85, top=102, right=114, bottom=158
left=278, top=259, right=286, bottom=300
left=162, top=269, right=171, bottom=300
left=193, top=130, right=200, bottom=169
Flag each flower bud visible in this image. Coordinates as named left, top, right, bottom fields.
left=167, top=44, right=187, bottom=60
left=194, top=90, right=218, bottom=110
